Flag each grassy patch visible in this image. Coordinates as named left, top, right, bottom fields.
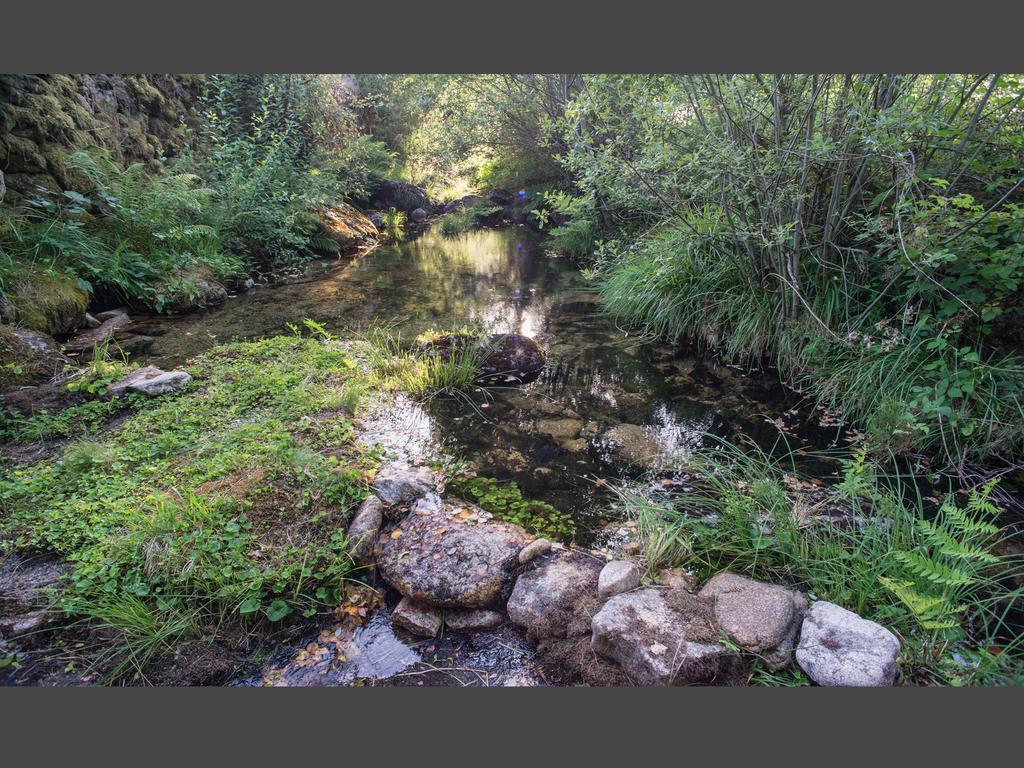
left=0, top=334, right=378, bottom=682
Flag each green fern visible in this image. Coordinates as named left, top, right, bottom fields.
left=881, top=482, right=1005, bottom=634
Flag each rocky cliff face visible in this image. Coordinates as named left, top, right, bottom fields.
left=0, top=74, right=203, bottom=202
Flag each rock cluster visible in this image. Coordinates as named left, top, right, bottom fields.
left=345, top=461, right=903, bottom=686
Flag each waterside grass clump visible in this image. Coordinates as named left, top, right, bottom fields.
left=614, top=438, right=1024, bottom=685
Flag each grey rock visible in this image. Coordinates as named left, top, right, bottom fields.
left=107, top=365, right=192, bottom=397
left=377, top=501, right=530, bottom=608
left=598, top=560, right=641, bottom=600
left=699, top=572, right=807, bottom=670
left=590, top=587, right=733, bottom=686
left=0, top=555, right=65, bottom=614
left=444, top=608, right=504, bottom=631
left=63, top=311, right=131, bottom=354
left=507, top=551, right=603, bottom=638
left=410, top=207, right=428, bottom=223
left=0, top=169, right=5, bottom=202
left=95, top=308, right=130, bottom=321
left=347, top=496, right=384, bottom=565
left=82, top=312, right=101, bottom=329
left=371, top=464, right=435, bottom=507
left=796, top=601, right=900, bottom=686
left=410, top=491, right=443, bottom=515
left=517, top=538, right=552, bottom=564
left=391, top=598, right=443, bottom=637
left=0, top=609, right=51, bottom=638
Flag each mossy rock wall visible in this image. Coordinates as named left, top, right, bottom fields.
left=0, top=74, right=203, bottom=203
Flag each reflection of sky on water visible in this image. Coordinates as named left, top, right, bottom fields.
left=136, top=226, right=822, bottom=540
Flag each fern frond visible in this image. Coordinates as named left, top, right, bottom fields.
left=892, top=551, right=973, bottom=586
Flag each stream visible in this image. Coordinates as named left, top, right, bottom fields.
left=132, top=225, right=841, bottom=545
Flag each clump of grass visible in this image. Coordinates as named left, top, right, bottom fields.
left=436, top=203, right=502, bottom=236
left=381, top=207, right=406, bottom=241
left=613, top=437, right=1024, bottom=685
left=353, top=325, right=491, bottom=401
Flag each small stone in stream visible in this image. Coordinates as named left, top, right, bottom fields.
left=590, top=587, right=734, bottom=686
left=95, top=308, right=129, bottom=322
left=445, top=608, right=504, bottom=631
left=0, top=609, right=51, bottom=637
left=347, top=496, right=384, bottom=565
left=507, top=551, right=603, bottom=638
left=598, top=560, right=641, bottom=599
left=371, top=464, right=435, bottom=507
left=698, top=572, right=806, bottom=670
left=107, top=365, right=192, bottom=397
left=518, top=538, right=552, bottom=564
left=391, top=598, right=443, bottom=637
left=796, top=601, right=900, bottom=686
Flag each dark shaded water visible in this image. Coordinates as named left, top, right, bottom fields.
left=135, top=227, right=839, bottom=541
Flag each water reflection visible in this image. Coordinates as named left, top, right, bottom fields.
left=138, top=226, right=829, bottom=541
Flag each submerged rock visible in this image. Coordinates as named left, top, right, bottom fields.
left=347, top=496, right=384, bottom=565
left=371, top=465, right=436, bottom=508
left=698, top=572, right=806, bottom=670
left=391, top=598, right=443, bottom=637
left=597, top=424, right=662, bottom=467
left=598, top=560, right=641, bottom=600
left=107, top=365, right=192, bottom=397
left=377, top=500, right=530, bottom=609
left=795, top=601, right=900, bottom=686
left=507, top=551, right=603, bottom=639
left=590, top=587, right=735, bottom=686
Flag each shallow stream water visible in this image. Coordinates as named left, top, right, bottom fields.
left=134, top=226, right=840, bottom=543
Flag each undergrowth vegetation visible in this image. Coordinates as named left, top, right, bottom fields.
left=0, top=333, right=377, bottom=681
left=540, top=75, right=1024, bottom=476
left=614, top=439, right=1024, bottom=685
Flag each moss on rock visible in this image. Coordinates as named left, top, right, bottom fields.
left=3, top=267, right=89, bottom=336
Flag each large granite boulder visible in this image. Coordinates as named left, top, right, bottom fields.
left=376, top=499, right=530, bottom=609
left=590, top=587, right=737, bottom=686
left=315, top=202, right=379, bottom=253
left=698, top=572, right=807, bottom=670
left=795, top=601, right=900, bottom=686
left=507, top=551, right=604, bottom=639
